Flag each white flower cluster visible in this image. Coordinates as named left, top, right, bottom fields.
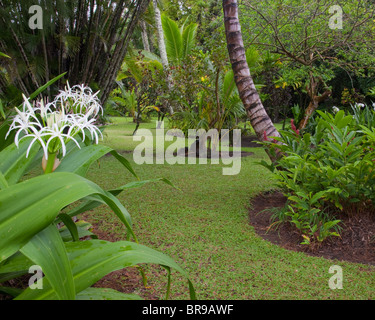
left=354, top=102, right=365, bottom=110
left=55, top=83, right=103, bottom=117
left=6, top=83, right=103, bottom=160
left=332, top=106, right=340, bottom=114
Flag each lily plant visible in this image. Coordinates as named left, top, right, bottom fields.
left=6, top=83, right=103, bottom=174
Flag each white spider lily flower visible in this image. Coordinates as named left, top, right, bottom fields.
left=21, top=94, right=35, bottom=114
left=66, top=113, right=103, bottom=145
left=332, top=106, right=339, bottom=114
left=55, top=82, right=102, bottom=117
left=33, top=99, right=54, bottom=120
left=7, top=107, right=43, bottom=145
left=44, top=124, right=81, bottom=158
left=372, top=102, right=375, bottom=111
left=7, top=87, right=103, bottom=163
left=19, top=126, right=50, bottom=159
left=354, top=102, right=365, bottom=110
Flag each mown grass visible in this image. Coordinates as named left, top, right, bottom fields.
left=85, top=117, right=375, bottom=300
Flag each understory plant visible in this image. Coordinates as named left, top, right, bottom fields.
left=260, top=106, right=375, bottom=245
left=0, top=82, right=195, bottom=300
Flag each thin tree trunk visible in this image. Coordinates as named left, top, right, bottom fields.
left=41, top=29, right=51, bottom=99
left=299, top=74, right=331, bottom=130
left=223, top=0, right=281, bottom=161
left=153, top=0, right=174, bottom=115
left=140, top=21, right=150, bottom=51
left=7, top=23, right=40, bottom=90
left=100, top=0, right=151, bottom=103
left=153, top=0, right=168, bottom=69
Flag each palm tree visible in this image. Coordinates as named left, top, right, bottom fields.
left=222, top=0, right=281, bottom=161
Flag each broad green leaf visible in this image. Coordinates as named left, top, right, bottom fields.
left=0, top=52, right=11, bottom=59
left=0, top=287, right=22, bottom=298
left=0, top=172, right=135, bottom=262
left=310, top=191, right=327, bottom=205
left=55, top=144, right=113, bottom=177
left=0, top=252, right=32, bottom=274
left=0, top=171, right=8, bottom=189
left=58, top=214, right=79, bottom=242
left=0, top=271, right=28, bottom=283
left=109, top=150, right=138, bottom=179
left=0, top=121, right=13, bottom=152
left=76, top=288, right=142, bottom=300
left=55, top=144, right=137, bottom=179
left=0, top=99, right=6, bottom=120
left=59, top=220, right=97, bottom=242
left=20, top=224, right=75, bottom=300
left=63, top=178, right=178, bottom=219
left=16, top=240, right=196, bottom=300
left=23, top=73, right=67, bottom=104
left=0, top=139, right=40, bottom=186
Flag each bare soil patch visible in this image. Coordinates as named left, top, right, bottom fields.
left=248, top=191, right=375, bottom=266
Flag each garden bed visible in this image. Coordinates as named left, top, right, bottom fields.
left=248, top=191, right=375, bottom=266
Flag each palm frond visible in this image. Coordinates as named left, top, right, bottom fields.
left=222, top=69, right=236, bottom=103
left=161, top=14, right=183, bottom=64
left=182, top=23, right=198, bottom=60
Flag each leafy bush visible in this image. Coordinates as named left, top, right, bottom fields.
left=260, top=106, right=375, bottom=245
left=0, top=85, right=195, bottom=300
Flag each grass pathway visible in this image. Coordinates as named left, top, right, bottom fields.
left=85, top=118, right=375, bottom=299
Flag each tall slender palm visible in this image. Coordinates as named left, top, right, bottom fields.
left=222, top=0, right=281, bottom=160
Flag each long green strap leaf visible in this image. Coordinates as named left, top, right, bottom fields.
left=0, top=171, right=8, bottom=190
left=0, top=139, right=40, bottom=186
left=16, top=240, right=195, bottom=300
left=63, top=178, right=178, bottom=220
left=55, top=144, right=138, bottom=179
left=0, top=172, right=134, bottom=262
left=23, top=73, right=67, bottom=104
left=0, top=99, right=6, bottom=120
left=20, top=224, right=76, bottom=300
left=58, top=214, right=79, bottom=242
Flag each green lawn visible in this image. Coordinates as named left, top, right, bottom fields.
left=85, top=117, right=375, bottom=300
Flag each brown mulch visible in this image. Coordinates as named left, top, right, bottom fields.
left=248, top=191, right=375, bottom=266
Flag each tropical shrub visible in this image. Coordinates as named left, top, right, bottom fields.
left=0, top=85, right=195, bottom=300
left=260, top=106, right=375, bottom=245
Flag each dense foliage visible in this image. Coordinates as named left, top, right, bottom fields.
left=261, top=105, right=375, bottom=244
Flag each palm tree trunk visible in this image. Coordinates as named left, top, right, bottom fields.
left=223, top=0, right=281, bottom=161
left=140, top=21, right=150, bottom=52
left=153, top=0, right=168, bottom=69
left=153, top=0, right=174, bottom=115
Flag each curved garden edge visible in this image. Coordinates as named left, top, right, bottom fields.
left=248, top=190, right=375, bottom=267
